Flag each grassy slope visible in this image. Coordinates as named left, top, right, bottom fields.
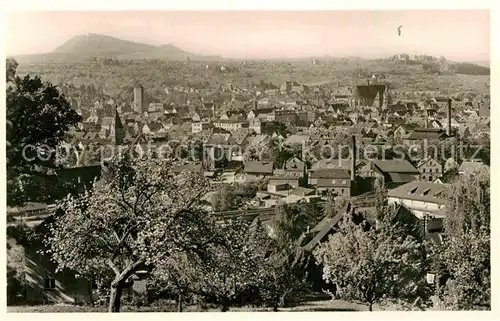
left=7, top=299, right=373, bottom=313
left=15, top=59, right=489, bottom=98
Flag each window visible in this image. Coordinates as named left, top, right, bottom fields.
left=332, top=180, right=336, bottom=184
left=44, top=278, right=56, bottom=290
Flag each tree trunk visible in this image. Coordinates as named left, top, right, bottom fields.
left=368, top=303, right=373, bottom=311
left=221, top=298, right=230, bottom=312
left=279, top=293, right=286, bottom=308
left=178, top=294, right=183, bottom=312
left=109, top=283, right=123, bottom=312
left=273, top=301, right=279, bottom=312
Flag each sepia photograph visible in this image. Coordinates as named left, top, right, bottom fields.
left=4, top=7, right=491, bottom=314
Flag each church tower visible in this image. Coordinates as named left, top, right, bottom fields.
left=110, top=105, right=125, bottom=145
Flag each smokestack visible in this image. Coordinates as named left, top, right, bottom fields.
left=425, top=109, right=429, bottom=128
left=351, top=135, right=356, bottom=182
left=447, top=98, right=452, bottom=136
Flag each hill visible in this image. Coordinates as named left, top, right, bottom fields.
left=53, top=33, right=156, bottom=56
left=385, top=53, right=490, bottom=76
left=13, top=33, right=223, bottom=63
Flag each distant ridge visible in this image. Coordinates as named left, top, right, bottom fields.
left=14, top=33, right=223, bottom=63
left=53, top=33, right=156, bottom=55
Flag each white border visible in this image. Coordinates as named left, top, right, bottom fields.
left=1, top=1, right=497, bottom=321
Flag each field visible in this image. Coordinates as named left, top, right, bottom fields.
left=14, top=58, right=490, bottom=101
left=7, top=299, right=374, bottom=313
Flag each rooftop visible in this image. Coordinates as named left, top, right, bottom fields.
left=388, top=181, right=450, bottom=204
left=244, top=161, right=274, bottom=174
left=309, top=168, right=351, bottom=179
left=372, top=159, right=419, bottom=173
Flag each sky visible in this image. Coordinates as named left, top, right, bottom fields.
left=5, top=10, right=490, bottom=61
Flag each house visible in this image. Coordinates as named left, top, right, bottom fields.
left=387, top=181, right=450, bottom=232
left=308, top=169, right=351, bottom=197
left=359, top=160, right=419, bottom=186
left=243, top=161, right=274, bottom=182
left=284, top=157, right=306, bottom=172
left=403, top=128, right=447, bottom=145
left=7, top=215, right=147, bottom=305
left=142, top=122, right=165, bottom=135
left=275, top=110, right=298, bottom=124
left=267, top=171, right=302, bottom=194
left=221, top=110, right=246, bottom=121
left=249, top=118, right=262, bottom=134
left=148, top=103, right=165, bottom=113
left=7, top=229, right=94, bottom=305
left=417, top=157, right=444, bottom=182
left=247, top=108, right=276, bottom=122
left=393, top=124, right=418, bottom=140
left=212, top=119, right=249, bottom=132
left=192, top=121, right=213, bottom=134
left=302, top=202, right=353, bottom=252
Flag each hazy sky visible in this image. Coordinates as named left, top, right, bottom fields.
left=6, top=10, right=490, bottom=61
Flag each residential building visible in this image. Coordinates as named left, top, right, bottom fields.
left=275, top=110, right=298, bottom=124
left=359, top=160, right=419, bottom=186
left=247, top=108, right=276, bottom=122
left=267, top=171, right=302, bottom=194
left=249, top=118, right=262, bottom=134
left=387, top=181, right=450, bottom=232
left=403, top=128, right=447, bottom=146
left=243, top=161, right=274, bottom=182
left=308, top=169, right=351, bottom=197
left=192, top=121, right=213, bottom=134
left=212, top=119, right=249, bottom=132
left=417, top=157, right=443, bottom=182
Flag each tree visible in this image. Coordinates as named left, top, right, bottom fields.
left=6, top=59, right=82, bottom=206
left=431, top=168, right=490, bottom=310
left=211, top=183, right=258, bottom=212
left=150, top=252, right=199, bottom=312
left=211, top=184, right=234, bottom=212
left=189, top=218, right=262, bottom=311
left=6, top=58, right=18, bottom=83
left=313, top=213, right=430, bottom=311
left=44, top=157, right=217, bottom=312
left=256, top=204, right=311, bottom=311
left=444, top=168, right=489, bottom=236
left=373, top=177, right=388, bottom=218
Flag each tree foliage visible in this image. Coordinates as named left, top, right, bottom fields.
left=313, top=213, right=430, bottom=311
left=6, top=58, right=82, bottom=206
left=44, top=157, right=216, bottom=312
left=186, top=218, right=263, bottom=311
left=210, top=183, right=259, bottom=212
left=431, top=168, right=490, bottom=310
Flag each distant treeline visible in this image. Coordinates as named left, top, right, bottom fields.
left=451, top=63, right=490, bottom=76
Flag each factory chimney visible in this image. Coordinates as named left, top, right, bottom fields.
left=351, top=135, right=356, bottom=182
left=447, top=98, right=452, bottom=136
left=425, top=109, right=429, bottom=128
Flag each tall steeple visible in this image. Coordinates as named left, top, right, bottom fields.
left=110, top=105, right=125, bottom=145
